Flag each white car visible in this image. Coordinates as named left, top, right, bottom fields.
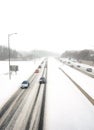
left=21, top=80, right=30, bottom=89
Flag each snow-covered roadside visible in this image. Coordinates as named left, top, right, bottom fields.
left=0, top=59, right=43, bottom=109
left=44, top=58, right=94, bottom=130
left=59, top=62, right=94, bottom=99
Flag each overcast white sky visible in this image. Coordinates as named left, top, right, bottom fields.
left=0, top=0, right=94, bottom=53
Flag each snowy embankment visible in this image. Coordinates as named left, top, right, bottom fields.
left=60, top=63, right=94, bottom=99
left=0, top=59, right=43, bottom=109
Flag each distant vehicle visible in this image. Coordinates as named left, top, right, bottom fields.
left=35, top=69, right=39, bottom=73
left=38, top=65, right=42, bottom=68
left=77, top=65, right=80, bottom=68
left=71, top=59, right=77, bottom=62
left=21, top=80, right=30, bottom=88
left=39, top=77, right=46, bottom=84
left=86, top=68, right=92, bottom=72
left=68, top=61, right=70, bottom=64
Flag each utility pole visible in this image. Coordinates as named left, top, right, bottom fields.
left=8, top=33, right=17, bottom=79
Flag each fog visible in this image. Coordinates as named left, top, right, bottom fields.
left=0, top=0, right=94, bottom=53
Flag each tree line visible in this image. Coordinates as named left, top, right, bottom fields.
left=0, top=45, right=21, bottom=60
left=61, top=49, right=94, bottom=61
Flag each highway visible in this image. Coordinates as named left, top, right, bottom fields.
left=0, top=60, right=47, bottom=130
left=44, top=58, right=94, bottom=130
left=1, top=58, right=94, bottom=130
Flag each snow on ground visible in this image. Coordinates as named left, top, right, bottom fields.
left=0, top=59, right=43, bottom=109
left=44, top=58, right=94, bottom=130
left=59, top=62, right=94, bottom=99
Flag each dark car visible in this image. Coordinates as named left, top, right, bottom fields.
left=77, top=65, right=80, bottom=68
left=39, top=77, right=46, bottom=84
left=86, top=68, right=92, bottom=72
left=21, top=80, right=30, bottom=88
left=38, top=65, right=42, bottom=69
left=68, top=61, right=70, bottom=64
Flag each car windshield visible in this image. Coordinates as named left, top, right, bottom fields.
left=22, top=81, right=28, bottom=84
left=40, top=77, right=45, bottom=80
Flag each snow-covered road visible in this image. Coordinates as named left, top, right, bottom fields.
left=60, top=62, right=94, bottom=99
left=0, top=59, right=43, bottom=109
left=44, top=58, right=94, bottom=130
left=1, top=58, right=94, bottom=130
